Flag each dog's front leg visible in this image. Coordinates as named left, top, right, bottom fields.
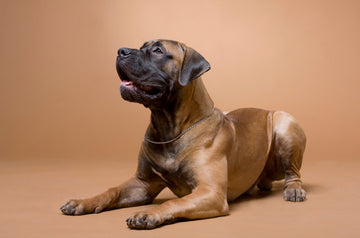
left=126, top=186, right=229, bottom=229
left=60, top=177, right=165, bottom=215
left=126, top=158, right=229, bottom=229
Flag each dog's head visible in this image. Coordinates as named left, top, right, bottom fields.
left=116, top=39, right=210, bottom=108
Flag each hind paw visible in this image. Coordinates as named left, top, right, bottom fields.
left=283, top=188, right=306, bottom=202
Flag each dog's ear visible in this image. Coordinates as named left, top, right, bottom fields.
left=178, top=45, right=211, bottom=86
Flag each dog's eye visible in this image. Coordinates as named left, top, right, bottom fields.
left=153, top=47, right=163, bottom=55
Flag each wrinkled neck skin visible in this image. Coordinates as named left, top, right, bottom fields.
left=147, top=78, right=214, bottom=142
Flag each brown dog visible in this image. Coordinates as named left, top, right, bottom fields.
left=60, top=39, right=306, bottom=229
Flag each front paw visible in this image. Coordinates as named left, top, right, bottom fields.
left=60, top=199, right=104, bottom=215
left=126, top=211, right=174, bottom=229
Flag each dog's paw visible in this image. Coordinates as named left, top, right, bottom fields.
left=283, top=188, right=306, bottom=202
left=126, top=211, right=174, bottom=229
left=60, top=199, right=86, bottom=215
left=60, top=199, right=104, bottom=215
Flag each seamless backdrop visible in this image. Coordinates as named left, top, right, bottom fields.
left=1, top=1, right=360, bottom=237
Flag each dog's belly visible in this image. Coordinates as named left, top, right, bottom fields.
left=224, top=108, right=273, bottom=201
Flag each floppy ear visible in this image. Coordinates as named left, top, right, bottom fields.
left=178, top=46, right=211, bottom=86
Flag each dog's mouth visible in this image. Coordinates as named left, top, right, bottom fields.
left=117, top=65, right=161, bottom=96
left=120, top=80, right=160, bottom=95
left=116, top=58, right=168, bottom=106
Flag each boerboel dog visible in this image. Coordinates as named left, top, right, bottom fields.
left=60, top=39, right=306, bottom=229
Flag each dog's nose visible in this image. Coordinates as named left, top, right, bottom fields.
left=118, top=48, right=132, bottom=57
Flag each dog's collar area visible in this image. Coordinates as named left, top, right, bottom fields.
left=144, top=106, right=215, bottom=145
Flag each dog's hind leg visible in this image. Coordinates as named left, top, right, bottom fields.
left=272, top=111, right=307, bottom=202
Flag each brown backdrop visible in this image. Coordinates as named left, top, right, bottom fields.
left=1, top=0, right=359, bottom=162
left=1, top=1, right=359, bottom=237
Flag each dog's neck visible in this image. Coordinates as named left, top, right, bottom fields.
left=147, top=78, right=214, bottom=143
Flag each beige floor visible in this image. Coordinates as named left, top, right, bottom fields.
left=1, top=157, right=359, bottom=238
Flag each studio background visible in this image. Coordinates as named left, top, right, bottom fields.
left=1, top=1, right=359, bottom=237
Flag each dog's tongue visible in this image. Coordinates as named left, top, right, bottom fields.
left=121, top=80, right=133, bottom=87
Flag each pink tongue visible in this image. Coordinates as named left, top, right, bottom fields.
left=122, top=81, right=133, bottom=86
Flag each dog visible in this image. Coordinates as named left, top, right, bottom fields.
left=60, top=39, right=307, bottom=229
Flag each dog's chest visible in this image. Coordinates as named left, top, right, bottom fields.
left=148, top=152, right=196, bottom=197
